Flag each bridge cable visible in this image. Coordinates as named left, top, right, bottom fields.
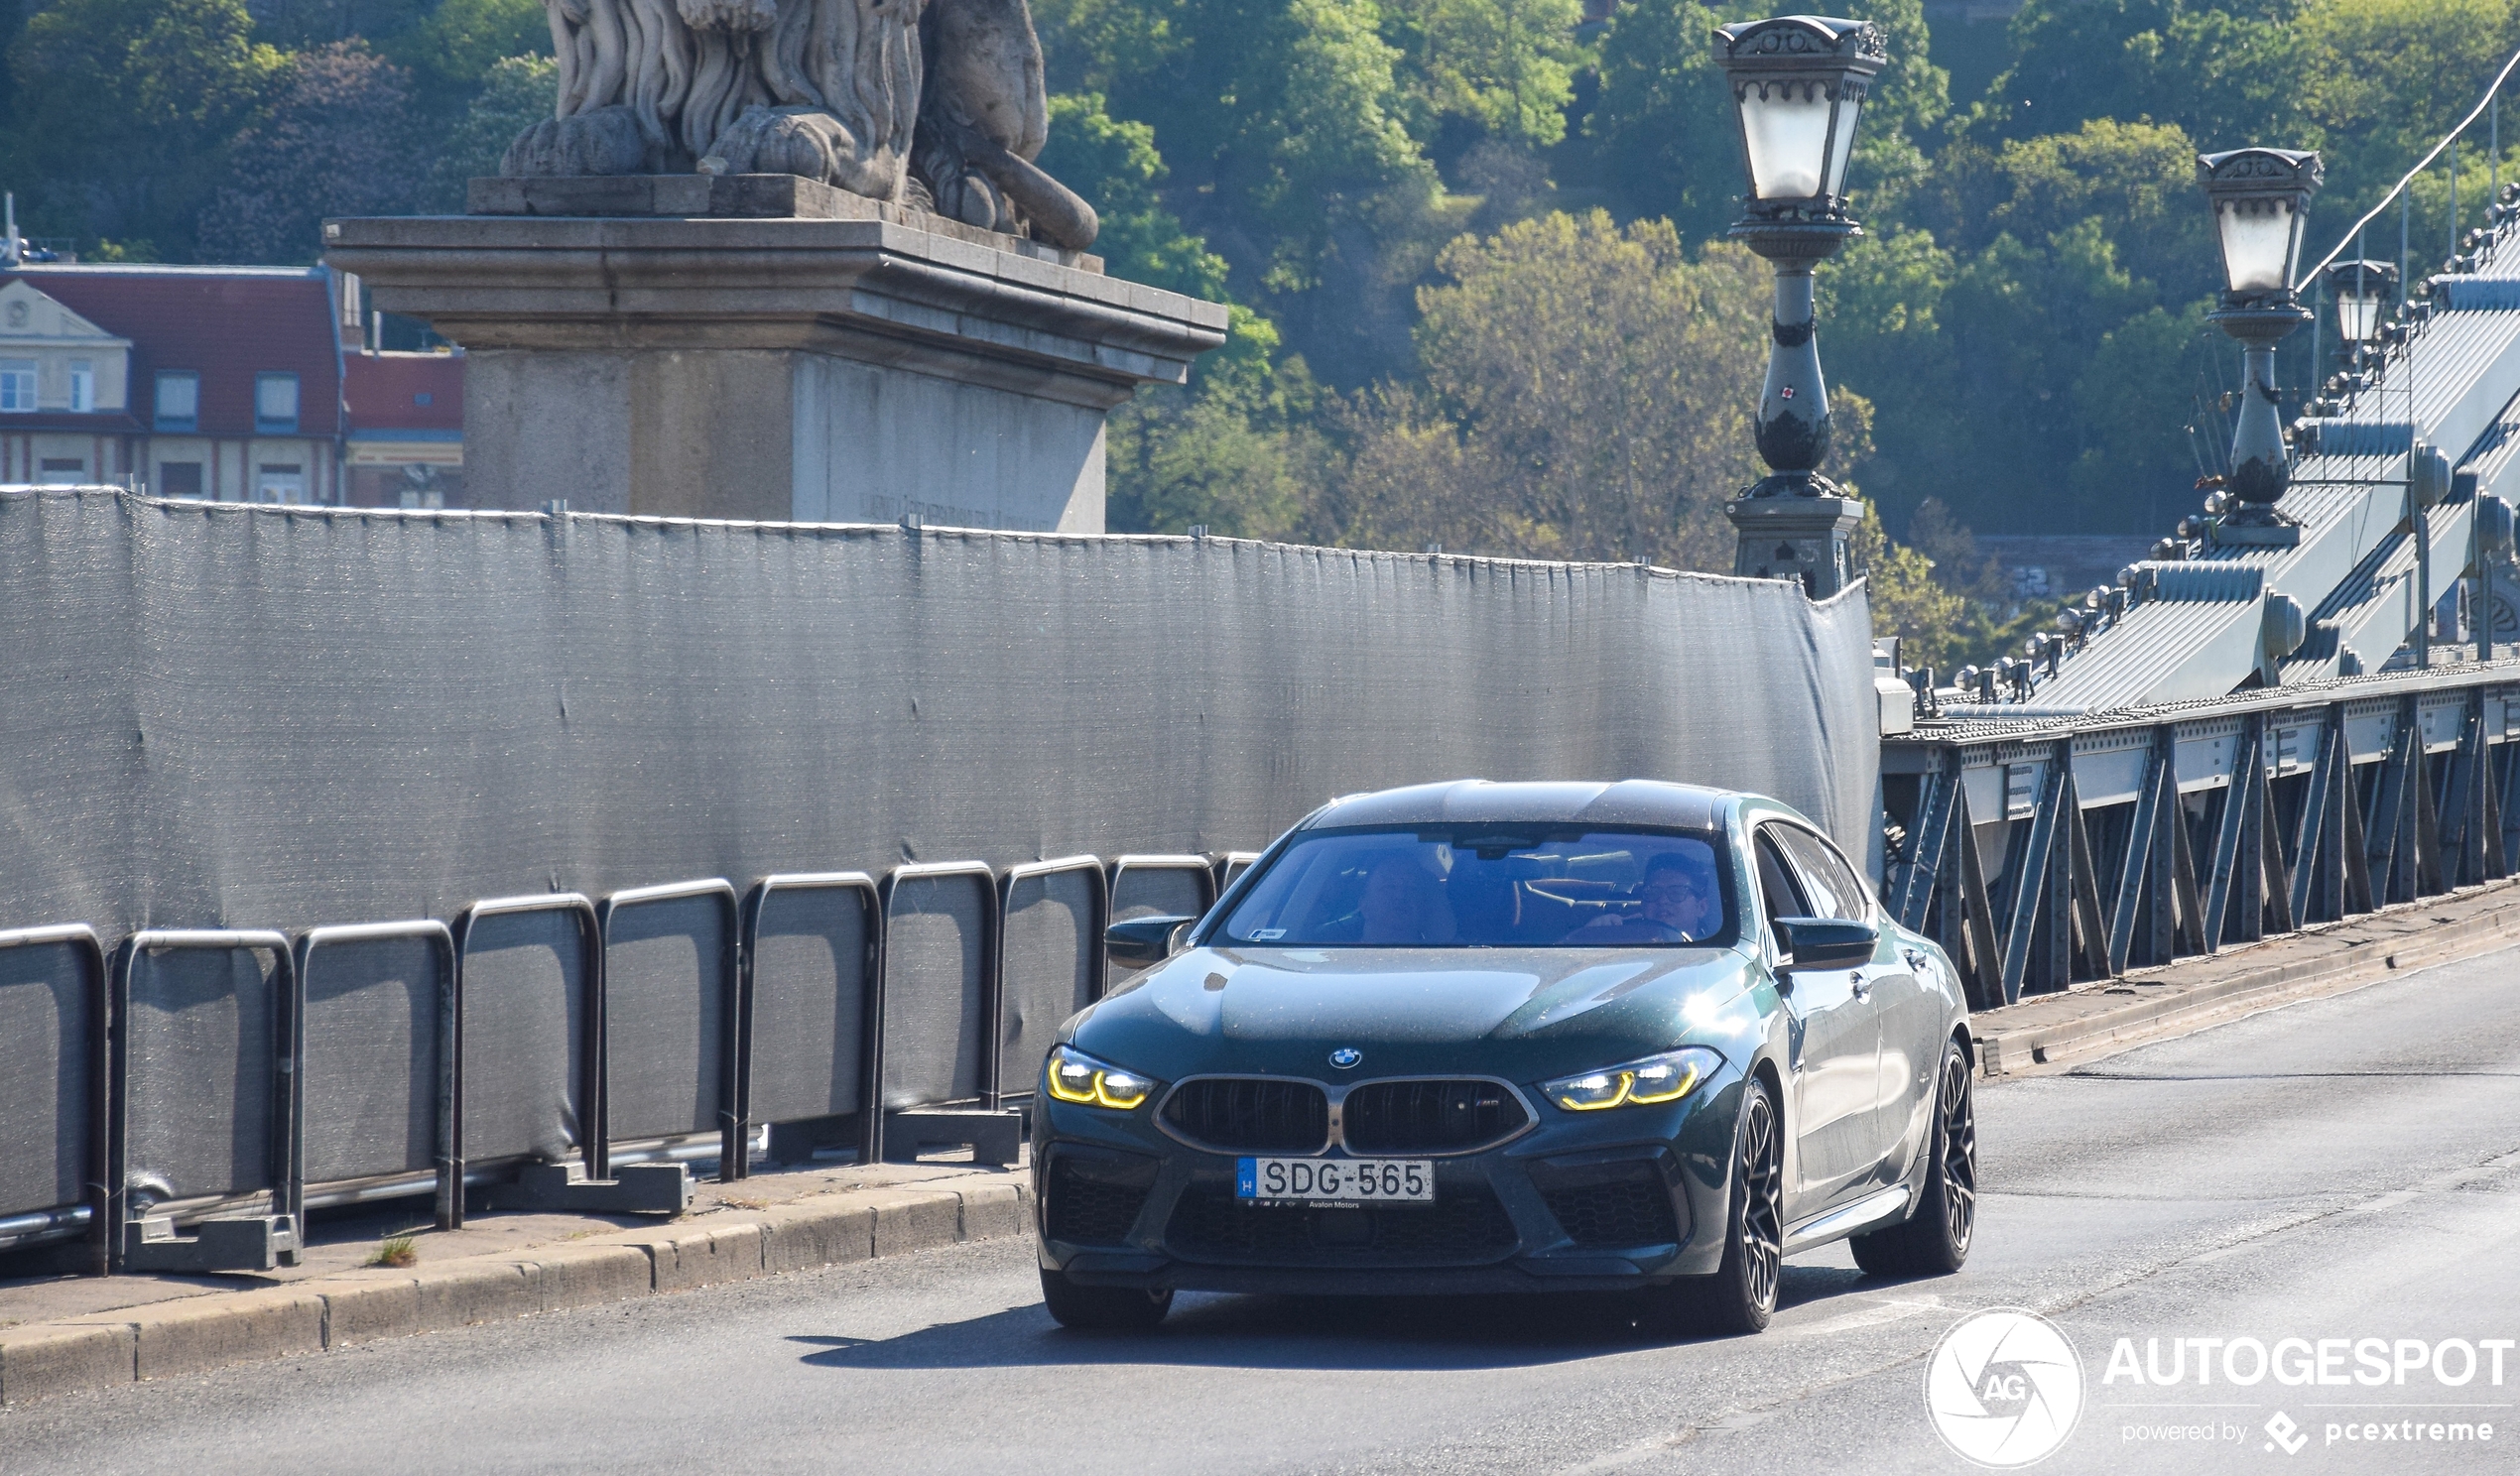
left=2297, top=42, right=2520, bottom=293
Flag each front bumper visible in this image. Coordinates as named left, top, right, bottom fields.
left=1032, top=1072, right=1744, bottom=1294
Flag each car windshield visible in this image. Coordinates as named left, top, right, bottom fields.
left=1216, top=825, right=1735, bottom=948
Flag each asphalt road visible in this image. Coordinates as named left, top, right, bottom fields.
left=8, top=946, right=2519, bottom=1475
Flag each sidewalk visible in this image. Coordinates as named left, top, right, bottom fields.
left=0, top=1153, right=1032, bottom=1407
left=1968, top=875, right=2520, bottom=1076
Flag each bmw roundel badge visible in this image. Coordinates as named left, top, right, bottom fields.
left=1328, top=1047, right=1363, bottom=1069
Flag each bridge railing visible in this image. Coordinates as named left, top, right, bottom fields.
left=0, top=852, right=1254, bottom=1276
left=1883, top=661, right=2520, bottom=1011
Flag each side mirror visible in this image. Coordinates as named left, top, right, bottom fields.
left=1105, top=915, right=1197, bottom=969
left=1775, top=918, right=1877, bottom=975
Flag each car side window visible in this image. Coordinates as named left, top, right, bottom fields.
left=1753, top=830, right=1809, bottom=949
left=1775, top=825, right=1868, bottom=922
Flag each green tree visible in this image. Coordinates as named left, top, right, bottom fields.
left=1037, top=0, right=1574, bottom=383
left=6, top=0, right=286, bottom=256
left=2296, top=0, right=2520, bottom=217
left=424, top=52, right=559, bottom=209
left=1328, top=211, right=1778, bottom=565
left=380, top=0, right=551, bottom=118
left=1041, top=92, right=1232, bottom=299
left=1851, top=504, right=1974, bottom=671
left=1581, top=0, right=1739, bottom=242
left=1380, top=0, right=1589, bottom=147
left=2068, top=300, right=2220, bottom=534
left=200, top=41, right=424, bottom=263
left=1818, top=226, right=1960, bottom=522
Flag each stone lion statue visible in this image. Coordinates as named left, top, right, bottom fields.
left=505, top=0, right=1099, bottom=250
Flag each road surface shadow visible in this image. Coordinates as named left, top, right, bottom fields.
left=790, top=1263, right=1869, bottom=1373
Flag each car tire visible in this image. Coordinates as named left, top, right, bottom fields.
left=1671, top=1075, right=1784, bottom=1336
left=1851, top=1040, right=1977, bottom=1279
left=1039, top=1265, right=1174, bottom=1331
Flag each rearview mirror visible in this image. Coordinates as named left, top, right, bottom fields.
left=1105, top=915, right=1197, bottom=969
left=1775, top=918, right=1877, bottom=974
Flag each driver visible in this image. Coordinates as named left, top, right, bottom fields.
left=1355, top=854, right=1458, bottom=944
left=1577, top=853, right=1717, bottom=942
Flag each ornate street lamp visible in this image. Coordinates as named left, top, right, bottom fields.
left=2323, top=258, right=2397, bottom=355
left=2198, top=147, right=2322, bottom=547
left=1714, top=14, right=1885, bottom=596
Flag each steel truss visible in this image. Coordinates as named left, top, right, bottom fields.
left=1882, top=664, right=2520, bottom=1009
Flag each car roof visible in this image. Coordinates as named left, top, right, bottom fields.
left=1304, top=779, right=1737, bottom=832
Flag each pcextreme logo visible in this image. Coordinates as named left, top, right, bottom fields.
left=1925, top=1307, right=2088, bottom=1468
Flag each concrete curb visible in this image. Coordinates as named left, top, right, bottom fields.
left=0, top=1177, right=1033, bottom=1408
left=1972, top=879, right=2520, bottom=1076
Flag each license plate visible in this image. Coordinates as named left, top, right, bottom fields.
left=1236, top=1157, right=1435, bottom=1204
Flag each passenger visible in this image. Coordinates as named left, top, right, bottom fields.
left=1355, top=854, right=1458, bottom=944
left=1576, top=853, right=1718, bottom=943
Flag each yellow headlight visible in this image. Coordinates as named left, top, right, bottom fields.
left=1046, top=1046, right=1161, bottom=1110
left=1552, top=1070, right=1634, bottom=1111
left=1047, top=1049, right=1101, bottom=1103
left=1093, top=1068, right=1156, bottom=1109
left=1542, top=1048, right=1720, bottom=1112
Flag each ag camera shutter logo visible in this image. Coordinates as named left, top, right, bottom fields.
left=1925, top=1307, right=2087, bottom=1467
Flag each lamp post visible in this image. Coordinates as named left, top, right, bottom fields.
left=1715, top=14, right=1885, bottom=597
left=2198, top=147, right=2322, bottom=549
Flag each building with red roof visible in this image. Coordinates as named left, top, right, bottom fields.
left=0, top=263, right=463, bottom=504
left=343, top=350, right=464, bottom=507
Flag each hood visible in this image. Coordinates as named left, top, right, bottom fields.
left=1065, top=944, right=1761, bottom=1084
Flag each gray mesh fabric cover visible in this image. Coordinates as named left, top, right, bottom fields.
left=1110, top=865, right=1211, bottom=924
left=300, top=934, right=442, bottom=1186
left=0, top=494, right=1879, bottom=943
left=459, top=910, right=588, bottom=1166
left=602, top=893, right=732, bottom=1143
left=122, top=947, right=276, bottom=1207
left=882, top=874, right=990, bottom=1110
left=746, top=885, right=871, bottom=1125
left=0, top=941, right=93, bottom=1216
left=998, top=868, right=1098, bottom=1100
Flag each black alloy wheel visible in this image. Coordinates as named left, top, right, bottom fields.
left=1850, top=1040, right=1977, bottom=1278
left=1039, top=1266, right=1175, bottom=1331
left=1673, top=1075, right=1784, bottom=1335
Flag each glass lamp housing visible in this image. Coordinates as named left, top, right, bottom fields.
left=1714, top=16, right=1886, bottom=212
left=2215, top=197, right=2299, bottom=292
left=2323, top=259, right=2398, bottom=343
left=2196, top=148, right=2323, bottom=302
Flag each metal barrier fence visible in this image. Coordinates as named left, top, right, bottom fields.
left=0, top=851, right=1259, bottom=1274
left=1884, top=663, right=2520, bottom=1009
left=0, top=925, right=108, bottom=1273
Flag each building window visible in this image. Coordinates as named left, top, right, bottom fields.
left=0, top=361, right=35, bottom=413
left=38, top=457, right=85, bottom=485
left=68, top=361, right=92, bottom=414
left=159, top=461, right=204, bottom=499
left=255, top=462, right=306, bottom=504
left=156, top=371, right=199, bottom=431
left=255, top=372, right=300, bottom=433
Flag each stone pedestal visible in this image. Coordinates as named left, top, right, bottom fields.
left=323, top=178, right=1228, bottom=528
left=1726, top=491, right=1863, bottom=598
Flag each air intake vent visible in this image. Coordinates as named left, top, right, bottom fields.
left=1340, top=1079, right=1529, bottom=1154
left=1046, top=1154, right=1156, bottom=1247
left=1544, top=1176, right=1681, bottom=1248
left=1161, top=1078, right=1330, bottom=1153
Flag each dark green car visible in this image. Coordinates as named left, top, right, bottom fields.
left=1033, top=779, right=1978, bottom=1334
